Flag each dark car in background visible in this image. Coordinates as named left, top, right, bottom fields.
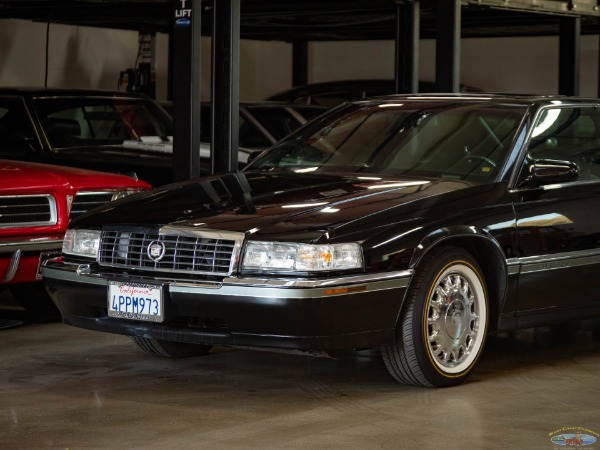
left=0, top=88, right=175, bottom=186
left=200, top=102, right=327, bottom=149
left=1, top=159, right=150, bottom=316
left=162, top=101, right=327, bottom=159
left=267, top=79, right=482, bottom=107
left=0, top=89, right=325, bottom=186
left=42, top=94, right=600, bottom=387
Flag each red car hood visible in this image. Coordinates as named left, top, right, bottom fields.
left=0, top=160, right=151, bottom=240
left=0, top=160, right=150, bottom=193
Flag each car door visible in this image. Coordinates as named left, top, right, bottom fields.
left=513, top=104, right=600, bottom=320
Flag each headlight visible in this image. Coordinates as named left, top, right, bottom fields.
left=242, top=241, right=363, bottom=272
left=111, top=189, right=143, bottom=201
left=62, top=229, right=101, bottom=258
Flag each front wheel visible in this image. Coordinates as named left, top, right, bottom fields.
left=382, top=246, right=489, bottom=387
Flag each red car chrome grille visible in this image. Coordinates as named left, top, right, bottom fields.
left=0, top=195, right=56, bottom=227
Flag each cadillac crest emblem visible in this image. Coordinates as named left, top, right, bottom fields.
left=147, top=241, right=166, bottom=262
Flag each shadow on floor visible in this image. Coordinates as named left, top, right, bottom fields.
left=0, top=286, right=60, bottom=329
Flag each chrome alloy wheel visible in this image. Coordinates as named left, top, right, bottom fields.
left=425, top=263, right=487, bottom=374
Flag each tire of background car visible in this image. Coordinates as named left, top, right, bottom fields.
left=131, top=337, right=213, bottom=358
left=381, top=246, right=489, bottom=387
left=9, top=282, right=61, bottom=320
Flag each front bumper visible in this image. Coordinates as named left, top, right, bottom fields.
left=1, top=236, right=63, bottom=283
left=42, top=260, right=412, bottom=351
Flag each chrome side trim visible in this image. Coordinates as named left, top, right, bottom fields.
left=0, top=236, right=63, bottom=253
left=505, top=258, right=521, bottom=275
left=518, top=250, right=600, bottom=274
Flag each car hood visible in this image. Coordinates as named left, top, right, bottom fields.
left=75, top=171, right=501, bottom=242
left=0, top=160, right=150, bottom=193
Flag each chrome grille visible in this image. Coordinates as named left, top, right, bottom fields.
left=0, top=195, right=56, bottom=227
left=98, top=228, right=242, bottom=276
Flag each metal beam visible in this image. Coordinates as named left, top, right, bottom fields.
left=394, top=0, right=419, bottom=94
left=292, top=41, right=309, bottom=87
left=559, top=16, right=580, bottom=96
left=435, top=0, right=461, bottom=93
left=3, top=1, right=600, bottom=40
left=598, top=29, right=600, bottom=97
left=464, top=0, right=600, bottom=17
left=211, top=0, right=240, bottom=174
left=172, top=0, right=202, bottom=182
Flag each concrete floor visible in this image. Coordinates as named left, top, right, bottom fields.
left=1, top=290, right=599, bottom=450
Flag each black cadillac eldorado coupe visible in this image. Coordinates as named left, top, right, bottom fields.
left=42, top=94, right=600, bottom=387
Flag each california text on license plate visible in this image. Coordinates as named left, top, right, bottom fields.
left=108, top=281, right=164, bottom=322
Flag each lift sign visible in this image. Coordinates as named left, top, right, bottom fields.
left=175, top=0, right=192, bottom=27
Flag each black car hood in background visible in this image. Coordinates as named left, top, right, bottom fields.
left=75, top=171, right=500, bottom=242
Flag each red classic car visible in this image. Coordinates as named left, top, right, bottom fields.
left=1, top=159, right=150, bottom=315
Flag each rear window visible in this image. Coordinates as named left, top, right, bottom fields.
left=33, top=96, right=172, bottom=148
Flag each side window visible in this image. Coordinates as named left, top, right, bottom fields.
left=0, top=96, right=38, bottom=157
left=238, top=115, right=272, bottom=149
left=528, top=107, right=600, bottom=182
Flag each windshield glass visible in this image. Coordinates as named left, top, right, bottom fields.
left=33, top=96, right=172, bottom=148
left=247, top=101, right=527, bottom=182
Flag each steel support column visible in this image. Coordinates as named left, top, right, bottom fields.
left=559, top=16, right=580, bottom=96
left=598, top=25, right=600, bottom=97
left=435, top=0, right=461, bottom=93
left=172, top=0, right=202, bottom=181
left=395, top=1, right=419, bottom=94
left=211, top=0, right=240, bottom=174
left=292, top=41, right=309, bottom=87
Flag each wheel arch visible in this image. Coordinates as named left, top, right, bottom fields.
left=408, top=226, right=508, bottom=333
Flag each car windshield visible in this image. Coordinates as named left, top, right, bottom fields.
left=247, top=101, right=527, bottom=182
left=33, top=96, right=172, bottom=148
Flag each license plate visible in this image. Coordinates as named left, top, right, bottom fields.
left=108, top=281, right=164, bottom=322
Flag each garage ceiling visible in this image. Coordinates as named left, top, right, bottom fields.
left=0, top=0, right=599, bottom=41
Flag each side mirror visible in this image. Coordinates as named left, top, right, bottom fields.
left=521, top=157, right=579, bottom=187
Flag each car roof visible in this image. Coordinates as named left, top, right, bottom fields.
left=159, top=100, right=328, bottom=111
left=360, top=92, right=600, bottom=106
left=267, top=79, right=483, bottom=101
left=204, top=100, right=327, bottom=108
